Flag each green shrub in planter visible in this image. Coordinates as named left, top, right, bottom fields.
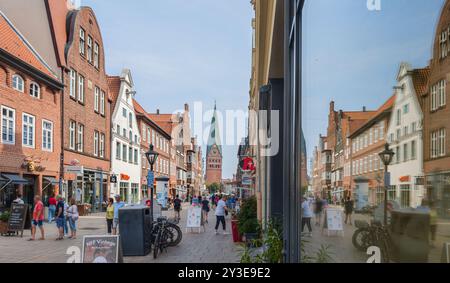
left=238, top=196, right=259, bottom=235
left=0, top=211, right=10, bottom=222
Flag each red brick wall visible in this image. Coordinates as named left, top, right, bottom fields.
left=205, top=145, right=222, bottom=185
left=62, top=8, right=110, bottom=177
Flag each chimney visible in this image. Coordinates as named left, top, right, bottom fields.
left=184, top=103, right=189, bottom=112
left=156, top=109, right=160, bottom=115
left=330, top=101, right=335, bottom=112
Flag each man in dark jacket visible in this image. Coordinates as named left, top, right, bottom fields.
left=344, top=197, right=354, bottom=225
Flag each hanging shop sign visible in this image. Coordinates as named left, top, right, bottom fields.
left=399, top=176, right=411, bottom=183
left=240, top=156, right=256, bottom=172
left=120, top=174, right=130, bottom=181
left=242, top=175, right=253, bottom=186
left=110, top=175, right=118, bottom=184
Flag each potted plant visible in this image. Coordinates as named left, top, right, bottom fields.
left=237, top=196, right=260, bottom=244
left=0, top=210, right=10, bottom=235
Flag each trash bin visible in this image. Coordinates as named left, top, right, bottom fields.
left=119, top=205, right=152, bottom=256
left=231, top=220, right=241, bottom=243
left=390, top=210, right=430, bottom=263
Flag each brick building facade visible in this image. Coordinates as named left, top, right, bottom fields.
left=0, top=11, right=63, bottom=209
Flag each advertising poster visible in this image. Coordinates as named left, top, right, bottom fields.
left=82, top=235, right=120, bottom=263
left=186, top=207, right=202, bottom=228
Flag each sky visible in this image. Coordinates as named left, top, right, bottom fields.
left=82, top=0, right=254, bottom=179
left=302, top=0, right=444, bottom=174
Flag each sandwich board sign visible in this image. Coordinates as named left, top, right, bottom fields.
left=186, top=206, right=203, bottom=233
left=82, top=235, right=122, bottom=263
left=322, top=207, right=344, bottom=237
left=8, top=203, right=28, bottom=237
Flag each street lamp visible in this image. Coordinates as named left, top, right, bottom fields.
left=145, top=144, right=159, bottom=222
left=378, top=143, right=395, bottom=226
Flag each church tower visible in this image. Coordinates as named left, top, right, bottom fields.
left=205, top=103, right=222, bottom=185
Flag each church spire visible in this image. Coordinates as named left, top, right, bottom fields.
left=207, top=102, right=222, bottom=157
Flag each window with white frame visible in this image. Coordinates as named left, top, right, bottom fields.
left=440, top=29, right=448, bottom=59
left=129, top=112, right=132, bottom=128
left=100, top=90, right=105, bottom=115
left=70, top=69, right=77, bottom=98
left=94, top=42, right=99, bottom=68
left=29, top=82, right=40, bottom=98
left=69, top=121, right=76, bottom=150
left=94, top=131, right=99, bottom=156
left=396, top=109, right=401, bottom=126
left=116, top=141, right=121, bottom=160
left=134, top=148, right=138, bottom=164
left=79, top=28, right=85, bottom=56
left=439, top=128, right=446, bottom=157
left=12, top=74, right=24, bottom=92
left=128, top=146, right=133, bottom=164
left=42, top=120, right=53, bottom=151
left=94, top=87, right=100, bottom=112
left=122, top=144, right=127, bottom=162
left=403, top=143, right=409, bottom=162
left=78, top=74, right=84, bottom=103
left=100, top=133, right=105, bottom=158
left=122, top=108, right=127, bottom=118
left=431, top=80, right=446, bottom=111
left=22, top=113, right=35, bottom=148
left=1, top=106, right=15, bottom=144
left=379, top=122, right=384, bottom=139
left=77, top=124, right=84, bottom=152
left=87, top=36, right=93, bottom=63
left=142, top=125, right=146, bottom=141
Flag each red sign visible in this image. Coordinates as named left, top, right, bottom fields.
left=240, top=157, right=256, bottom=172
left=399, top=176, right=410, bottom=183
left=120, top=174, right=130, bottom=181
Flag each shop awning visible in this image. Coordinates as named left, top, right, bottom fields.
left=1, top=174, right=30, bottom=185
left=0, top=175, right=7, bottom=184
left=43, top=177, right=59, bottom=185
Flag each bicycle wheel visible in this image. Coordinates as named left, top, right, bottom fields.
left=153, top=230, right=161, bottom=259
left=166, top=223, right=183, bottom=247
left=352, top=228, right=370, bottom=252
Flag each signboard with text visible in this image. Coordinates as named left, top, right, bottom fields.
left=82, top=235, right=122, bottom=263
left=8, top=203, right=28, bottom=237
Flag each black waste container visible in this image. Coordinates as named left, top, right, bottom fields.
left=390, top=210, right=430, bottom=263
left=118, top=205, right=152, bottom=256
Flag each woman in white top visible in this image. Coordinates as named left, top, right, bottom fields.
left=66, top=198, right=79, bottom=239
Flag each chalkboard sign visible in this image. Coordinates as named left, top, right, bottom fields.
left=8, top=203, right=28, bottom=237
left=82, top=235, right=122, bottom=263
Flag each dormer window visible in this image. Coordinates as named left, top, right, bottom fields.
left=29, top=82, right=40, bottom=98
left=12, top=75, right=24, bottom=92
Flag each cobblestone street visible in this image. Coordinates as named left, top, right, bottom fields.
left=0, top=204, right=241, bottom=263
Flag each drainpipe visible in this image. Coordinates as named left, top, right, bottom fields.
left=59, top=68, right=65, bottom=196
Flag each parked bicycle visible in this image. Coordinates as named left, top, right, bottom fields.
left=151, top=216, right=182, bottom=259
left=352, top=219, right=393, bottom=263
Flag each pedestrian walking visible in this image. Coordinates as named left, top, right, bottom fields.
left=112, top=195, right=125, bottom=235
left=301, top=197, right=313, bottom=237
left=48, top=194, right=56, bottom=223
left=173, top=195, right=182, bottom=221
left=55, top=195, right=65, bottom=240
left=29, top=195, right=45, bottom=241
left=192, top=195, right=199, bottom=206
left=67, top=198, right=79, bottom=239
left=215, top=195, right=229, bottom=235
left=344, top=197, right=354, bottom=225
left=63, top=198, right=69, bottom=237
left=106, top=198, right=114, bottom=235
left=201, top=196, right=210, bottom=224
left=314, top=197, right=324, bottom=226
